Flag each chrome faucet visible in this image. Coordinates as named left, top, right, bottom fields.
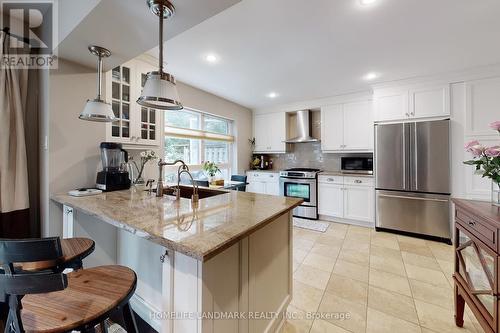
left=157, top=159, right=199, bottom=203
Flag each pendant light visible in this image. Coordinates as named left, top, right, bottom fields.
left=137, top=0, right=183, bottom=110
left=79, top=45, right=115, bottom=122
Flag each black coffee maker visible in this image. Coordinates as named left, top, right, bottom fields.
left=96, top=142, right=131, bottom=191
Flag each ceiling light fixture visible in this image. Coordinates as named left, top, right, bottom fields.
left=267, top=92, right=278, bottom=98
left=360, top=0, right=377, bottom=5
left=205, top=54, right=218, bottom=63
left=137, top=0, right=182, bottom=110
left=363, top=72, right=379, bottom=81
left=79, top=45, right=115, bottom=122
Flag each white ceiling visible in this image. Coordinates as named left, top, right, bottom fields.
left=148, top=0, right=500, bottom=109
left=56, top=0, right=241, bottom=70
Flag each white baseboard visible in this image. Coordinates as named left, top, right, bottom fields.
left=129, top=294, right=162, bottom=332
left=318, top=215, right=375, bottom=229
left=264, top=295, right=291, bottom=333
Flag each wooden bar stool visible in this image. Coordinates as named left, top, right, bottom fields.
left=19, top=237, right=95, bottom=271
left=1, top=237, right=95, bottom=330
left=0, top=237, right=138, bottom=333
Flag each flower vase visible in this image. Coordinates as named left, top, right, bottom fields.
left=493, top=181, right=500, bottom=207
left=135, top=176, right=145, bottom=185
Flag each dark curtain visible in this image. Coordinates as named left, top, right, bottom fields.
left=0, top=32, right=40, bottom=238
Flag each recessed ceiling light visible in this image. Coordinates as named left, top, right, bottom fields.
left=363, top=72, right=379, bottom=81
left=360, top=0, right=377, bottom=5
left=205, top=54, right=218, bottom=63
left=267, top=92, right=278, bottom=98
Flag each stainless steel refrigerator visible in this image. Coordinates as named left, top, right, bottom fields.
left=375, top=119, right=451, bottom=243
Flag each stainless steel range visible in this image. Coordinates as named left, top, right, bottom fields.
left=279, top=168, right=321, bottom=220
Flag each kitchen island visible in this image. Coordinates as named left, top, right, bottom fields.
left=52, top=187, right=302, bottom=333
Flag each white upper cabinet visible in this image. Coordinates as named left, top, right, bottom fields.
left=105, top=59, right=161, bottom=147
left=321, top=100, right=373, bottom=152
left=321, top=104, right=343, bottom=151
left=253, top=112, right=286, bottom=153
left=410, top=85, right=450, bottom=119
left=343, top=100, right=374, bottom=151
left=465, top=77, right=500, bottom=136
left=374, top=84, right=450, bottom=122
left=374, top=88, right=409, bottom=121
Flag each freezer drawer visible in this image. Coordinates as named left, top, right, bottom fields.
left=376, top=190, right=451, bottom=240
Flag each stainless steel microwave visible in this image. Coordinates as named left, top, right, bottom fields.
left=341, top=157, right=373, bottom=174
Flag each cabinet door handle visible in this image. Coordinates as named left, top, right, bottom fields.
left=468, top=220, right=476, bottom=227
left=327, top=178, right=334, bottom=182
left=354, top=180, right=362, bottom=184
left=160, top=250, right=168, bottom=263
left=269, top=175, right=274, bottom=178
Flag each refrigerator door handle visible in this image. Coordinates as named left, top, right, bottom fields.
left=377, top=193, right=449, bottom=203
left=402, top=124, right=406, bottom=190
left=414, top=123, right=418, bottom=191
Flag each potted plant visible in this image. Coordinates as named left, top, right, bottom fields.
left=202, top=161, right=221, bottom=184
left=464, top=120, right=500, bottom=206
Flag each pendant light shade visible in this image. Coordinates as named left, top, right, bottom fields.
left=137, top=71, right=182, bottom=110
left=137, top=0, right=183, bottom=111
left=79, top=45, right=115, bottom=122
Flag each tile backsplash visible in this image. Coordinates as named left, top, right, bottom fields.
left=257, top=142, right=372, bottom=171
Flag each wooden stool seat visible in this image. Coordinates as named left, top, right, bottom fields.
left=19, top=238, right=95, bottom=271
left=20, top=265, right=136, bottom=333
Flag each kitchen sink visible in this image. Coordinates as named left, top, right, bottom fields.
left=148, top=185, right=227, bottom=199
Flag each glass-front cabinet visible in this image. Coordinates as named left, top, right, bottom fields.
left=105, top=58, right=161, bottom=147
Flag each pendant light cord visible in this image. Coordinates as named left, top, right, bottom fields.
left=158, top=4, right=164, bottom=75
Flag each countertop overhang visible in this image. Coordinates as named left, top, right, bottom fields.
left=52, top=188, right=303, bottom=261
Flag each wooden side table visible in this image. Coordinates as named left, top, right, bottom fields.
left=453, top=199, right=500, bottom=333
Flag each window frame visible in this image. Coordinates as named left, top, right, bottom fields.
left=162, top=107, right=234, bottom=179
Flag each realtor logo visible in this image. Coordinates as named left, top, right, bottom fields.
left=1, top=0, right=57, bottom=68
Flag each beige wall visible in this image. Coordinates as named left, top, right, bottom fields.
left=48, top=59, right=105, bottom=236
left=46, top=59, right=251, bottom=236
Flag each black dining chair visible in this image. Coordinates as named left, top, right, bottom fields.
left=231, top=175, right=248, bottom=192
left=0, top=237, right=138, bottom=333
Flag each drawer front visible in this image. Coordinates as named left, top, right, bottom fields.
left=263, top=173, right=279, bottom=182
left=318, top=175, right=343, bottom=184
left=344, top=176, right=374, bottom=187
left=247, top=172, right=279, bottom=182
left=456, top=209, right=496, bottom=250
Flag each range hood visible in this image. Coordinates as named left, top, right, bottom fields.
left=285, top=110, right=320, bottom=143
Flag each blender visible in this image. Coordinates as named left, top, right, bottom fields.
left=96, top=142, right=131, bottom=191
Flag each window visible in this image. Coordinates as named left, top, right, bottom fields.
left=163, top=108, right=234, bottom=182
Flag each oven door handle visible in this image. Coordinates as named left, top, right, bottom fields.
left=280, top=177, right=315, bottom=183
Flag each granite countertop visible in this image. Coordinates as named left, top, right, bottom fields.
left=52, top=188, right=302, bottom=262
left=320, top=171, right=374, bottom=178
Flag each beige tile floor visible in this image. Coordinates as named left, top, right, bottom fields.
left=282, top=222, right=485, bottom=333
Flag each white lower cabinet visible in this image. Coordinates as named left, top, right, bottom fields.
left=343, top=185, right=375, bottom=222
left=246, top=171, right=280, bottom=195
left=318, top=175, right=375, bottom=225
left=318, top=183, right=344, bottom=218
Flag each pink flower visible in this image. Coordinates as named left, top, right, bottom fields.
left=465, top=140, right=486, bottom=157
left=464, top=140, right=480, bottom=150
left=485, top=146, right=500, bottom=157
left=490, top=121, right=500, bottom=132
